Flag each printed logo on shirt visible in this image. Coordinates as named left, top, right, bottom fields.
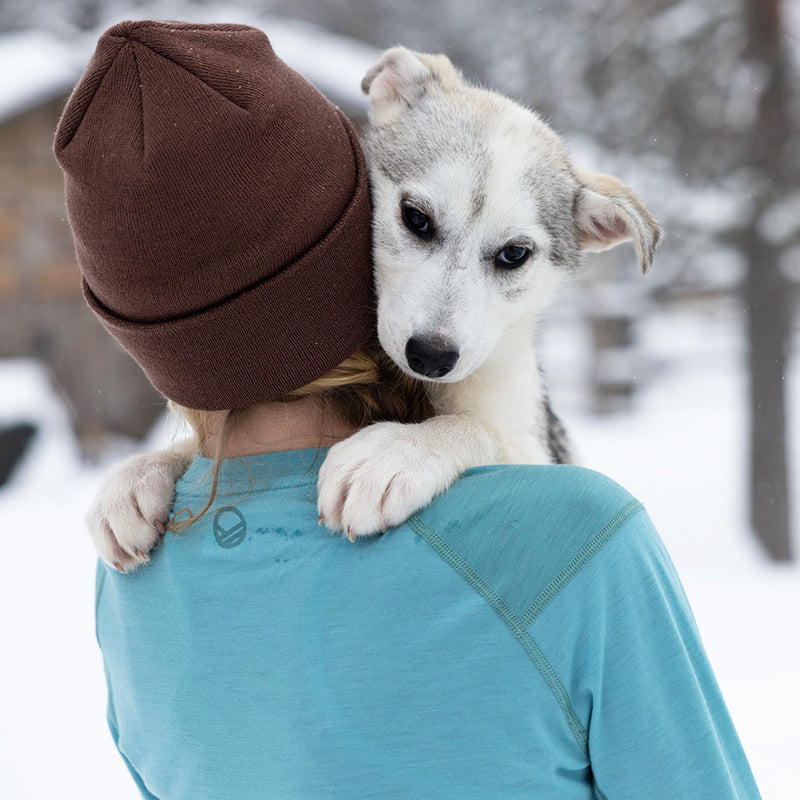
left=213, top=505, right=247, bottom=549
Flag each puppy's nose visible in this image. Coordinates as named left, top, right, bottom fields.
left=405, top=337, right=460, bottom=378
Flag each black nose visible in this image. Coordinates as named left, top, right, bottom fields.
left=405, top=337, right=460, bottom=378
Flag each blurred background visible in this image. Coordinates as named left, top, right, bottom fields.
left=0, top=0, right=798, bottom=797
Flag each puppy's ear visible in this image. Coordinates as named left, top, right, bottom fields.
left=574, top=170, right=662, bottom=274
left=362, top=47, right=460, bottom=127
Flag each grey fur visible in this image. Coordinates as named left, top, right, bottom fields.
left=542, top=392, right=573, bottom=465
left=362, top=47, right=661, bottom=468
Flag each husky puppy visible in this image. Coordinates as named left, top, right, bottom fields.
left=317, top=48, right=660, bottom=538
left=88, top=47, right=661, bottom=566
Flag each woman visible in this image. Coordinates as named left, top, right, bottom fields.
left=56, top=20, right=761, bottom=800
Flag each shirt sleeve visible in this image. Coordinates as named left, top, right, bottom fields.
left=531, top=509, right=763, bottom=800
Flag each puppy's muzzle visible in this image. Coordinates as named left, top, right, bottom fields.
left=405, top=337, right=460, bottom=379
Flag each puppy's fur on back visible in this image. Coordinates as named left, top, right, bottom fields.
left=87, top=47, right=661, bottom=565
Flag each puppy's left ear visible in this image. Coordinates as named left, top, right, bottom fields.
left=362, top=46, right=460, bottom=127
left=574, top=170, right=663, bottom=274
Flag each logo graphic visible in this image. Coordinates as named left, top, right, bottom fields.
left=213, top=506, right=247, bottom=549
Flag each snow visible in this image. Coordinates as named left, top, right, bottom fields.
left=0, top=29, right=88, bottom=123
left=759, top=192, right=800, bottom=246
left=543, top=296, right=800, bottom=800
left=0, top=9, right=796, bottom=797
left=108, top=4, right=380, bottom=109
left=650, top=0, right=714, bottom=46
left=263, top=18, right=377, bottom=111
left=0, top=299, right=797, bottom=799
left=0, top=9, right=377, bottom=124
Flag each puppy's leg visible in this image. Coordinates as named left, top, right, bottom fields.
left=317, top=415, right=505, bottom=539
left=87, top=438, right=196, bottom=572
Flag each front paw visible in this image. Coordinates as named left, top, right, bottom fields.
left=87, top=448, right=191, bottom=572
left=317, top=422, right=460, bottom=540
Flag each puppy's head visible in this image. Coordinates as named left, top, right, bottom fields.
left=362, top=47, right=662, bottom=383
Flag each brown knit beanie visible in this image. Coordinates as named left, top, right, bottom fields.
left=54, top=20, right=374, bottom=410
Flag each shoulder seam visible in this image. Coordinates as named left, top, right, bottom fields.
left=407, top=497, right=645, bottom=762
left=408, top=514, right=590, bottom=757
left=520, top=499, right=644, bottom=628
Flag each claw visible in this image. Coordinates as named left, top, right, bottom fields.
left=346, top=526, right=355, bottom=543
left=113, top=562, right=127, bottom=574
left=318, top=514, right=325, bottom=527
left=154, top=519, right=166, bottom=535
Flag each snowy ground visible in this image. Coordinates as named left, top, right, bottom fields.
left=0, top=298, right=798, bottom=799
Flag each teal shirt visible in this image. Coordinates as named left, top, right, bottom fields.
left=96, top=448, right=761, bottom=799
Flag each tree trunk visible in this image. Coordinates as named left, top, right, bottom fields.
left=743, top=0, right=793, bottom=560
left=744, top=234, right=792, bottom=560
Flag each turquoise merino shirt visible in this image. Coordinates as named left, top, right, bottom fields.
left=96, top=448, right=761, bottom=799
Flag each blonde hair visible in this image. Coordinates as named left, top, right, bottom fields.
left=168, top=337, right=433, bottom=530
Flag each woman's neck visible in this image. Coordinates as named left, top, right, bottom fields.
left=200, top=396, right=357, bottom=458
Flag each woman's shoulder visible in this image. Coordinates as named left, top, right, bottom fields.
left=409, top=464, right=650, bottom=617
left=459, top=462, right=636, bottom=513
left=420, top=463, right=642, bottom=541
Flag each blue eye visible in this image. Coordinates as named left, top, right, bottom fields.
left=494, top=245, right=531, bottom=269
left=401, top=201, right=434, bottom=240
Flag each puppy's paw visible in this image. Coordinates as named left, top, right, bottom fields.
left=318, top=421, right=461, bottom=540
left=87, top=444, right=194, bottom=572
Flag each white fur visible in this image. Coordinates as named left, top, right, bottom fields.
left=86, top=47, right=661, bottom=557
left=317, top=414, right=502, bottom=538
left=318, top=48, right=660, bottom=536
left=87, top=439, right=195, bottom=570
left=373, top=153, right=560, bottom=385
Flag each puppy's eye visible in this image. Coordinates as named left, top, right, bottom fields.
left=401, top=201, right=434, bottom=240
left=494, top=245, right=531, bottom=270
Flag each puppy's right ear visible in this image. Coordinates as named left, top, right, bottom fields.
left=361, top=47, right=432, bottom=126
left=362, top=47, right=459, bottom=127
